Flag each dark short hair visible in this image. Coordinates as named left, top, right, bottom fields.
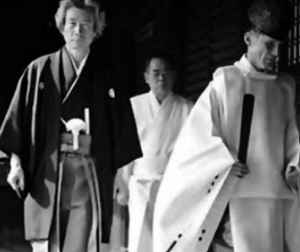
left=55, top=0, right=106, bottom=38
left=144, top=52, right=176, bottom=72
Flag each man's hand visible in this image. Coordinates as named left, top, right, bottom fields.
left=285, top=166, right=299, bottom=190
left=114, top=168, right=129, bottom=206
left=7, top=153, right=24, bottom=198
left=232, top=161, right=249, bottom=178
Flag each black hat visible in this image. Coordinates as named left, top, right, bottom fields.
left=247, top=0, right=293, bottom=41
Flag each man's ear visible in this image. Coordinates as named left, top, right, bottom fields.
left=144, top=72, right=149, bottom=84
left=244, top=31, right=251, bottom=47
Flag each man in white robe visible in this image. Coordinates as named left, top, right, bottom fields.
left=115, top=53, right=193, bottom=252
left=153, top=1, right=300, bottom=252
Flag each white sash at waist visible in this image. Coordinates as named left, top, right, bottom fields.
left=132, top=156, right=169, bottom=181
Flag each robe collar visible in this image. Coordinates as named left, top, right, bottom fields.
left=149, top=90, right=174, bottom=118
left=62, top=47, right=90, bottom=103
left=50, top=47, right=91, bottom=103
left=50, top=49, right=62, bottom=95
left=66, top=47, right=90, bottom=77
left=234, top=54, right=277, bottom=80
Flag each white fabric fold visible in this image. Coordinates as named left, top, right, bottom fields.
left=153, top=55, right=300, bottom=252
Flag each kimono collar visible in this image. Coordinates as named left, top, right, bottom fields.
left=149, top=90, right=174, bottom=118
left=65, top=47, right=90, bottom=76
left=234, top=54, right=277, bottom=80
left=149, top=90, right=174, bottom=107
left=149, top=90, right=160, bottom=116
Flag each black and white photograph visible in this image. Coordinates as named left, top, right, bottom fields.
left=0, top=0, right=299, bottom=252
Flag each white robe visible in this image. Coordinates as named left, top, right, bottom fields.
left=153, top=55, right=300, bottom=252
left=128, top=91, right=193, bottom=252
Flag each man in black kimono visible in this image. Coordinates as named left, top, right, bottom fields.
left=0, top=0, right=142, bottom=251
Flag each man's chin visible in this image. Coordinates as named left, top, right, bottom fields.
left=264, top=61, right=278, bottom=72
left=262, top=62, right=277, bottom=73
left=69, top=43, right=89, bottom=51
left=265, top=67, right=278, bottom=74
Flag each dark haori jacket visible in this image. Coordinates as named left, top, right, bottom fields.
left=0, top=47, right=142, bottom=242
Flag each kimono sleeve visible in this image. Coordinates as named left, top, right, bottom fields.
left=284, top=76, right=300, bottom=189
left=153, top=69, right=236, bottom=252
left=0, top=64, right=35, bottom=159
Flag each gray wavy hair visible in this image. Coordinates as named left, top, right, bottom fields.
left=55, top=0, right=106, bottom=38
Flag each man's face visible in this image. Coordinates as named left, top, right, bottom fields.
left=144, top=58, right=175, bottom=102
left=246, top=31, right=283, bottom=73
left=63, top=7, right=96, bottom=52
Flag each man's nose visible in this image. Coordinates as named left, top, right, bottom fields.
left=271, top=44, right=280, bottom=57
left=158, top=73, right=164, bottom=81
left=74, top=24, right=83, bottom=34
